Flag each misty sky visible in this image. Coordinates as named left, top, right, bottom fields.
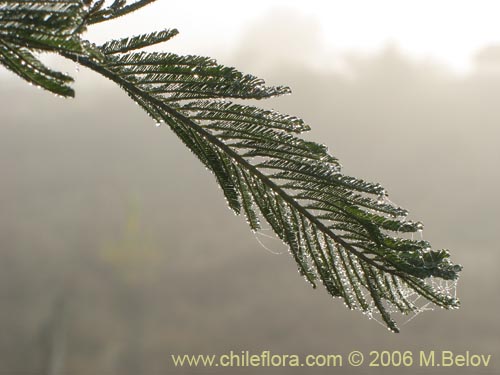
left=2, top=1, right=500, bottom=78
left=81, top=0, right=500, bottom=73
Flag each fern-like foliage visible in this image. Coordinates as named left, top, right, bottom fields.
left=0, top=0, right=462, bottom=332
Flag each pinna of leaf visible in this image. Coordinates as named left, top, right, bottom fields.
left=0, top=0, right=462, bottom=332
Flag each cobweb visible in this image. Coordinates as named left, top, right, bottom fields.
left=365, top=275, right=459, bottom=331
left=249, top=192, right=459, bottom=331
left=367, top=194, right=459, bottom=330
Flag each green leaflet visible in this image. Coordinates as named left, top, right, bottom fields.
left=100, top=29, right=179, bottom=54
left=0, top=0, right=462, bottom=332
left=0, top=0, right=101, bottom=96
left=0, top=40, right=75, bottom=96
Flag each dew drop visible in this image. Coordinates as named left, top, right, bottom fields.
left=416, top=222, right=424, bottom=232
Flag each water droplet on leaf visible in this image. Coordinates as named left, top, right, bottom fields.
left=416, top=222, right=424, bottom=232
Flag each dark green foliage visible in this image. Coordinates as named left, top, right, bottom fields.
left=0, top=0, right=99, bottom=96
left=0, top=0, right=462, bottom=332
left=100, top=29, right=179, bottom=54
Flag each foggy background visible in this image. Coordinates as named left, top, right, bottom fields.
left=1, top=2, right=499, bottom=374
